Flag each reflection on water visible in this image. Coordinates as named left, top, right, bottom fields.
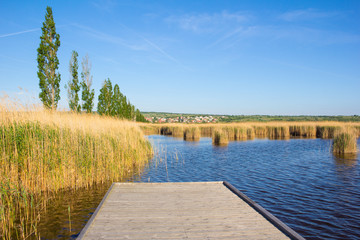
left=35, top=136, right=359, bottom=240
left=334, top=153, right=358, bottom=162
left=37, top=183, right=111, bottom=239
left=34, top=169, right=147, bottom=239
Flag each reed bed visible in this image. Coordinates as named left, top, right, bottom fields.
left=266, top=126, right=290, bottom=139
left=0, top=105, right=153, bottom=238
left=332, top=127, right=358, bottom=154
left=316, top=126, right=340, bottom=139
left=139, top=121, right=360, bottom=143
left=183, top=127, right=201, bottom=141
left=200, top=126, right=213, bottom=137
left=289, top=125, right=317, bottom=138
left=254, top=126, right=267, bottom=138
left=222, top=127, right=236, bottom=141
left=171, top=126, right=184, bottom=138
left=212, top=129, right=229, bottom=146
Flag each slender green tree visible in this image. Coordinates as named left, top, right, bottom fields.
left=65, top=50, right=80, bottom=112
left=124, top=100, right=133, bottom=120
left=121, top=95, right=128, bottom=118
left=97, top=78, right=113, bottom=115
left=81, top=54, right=95, bottom=113
left=98, top=79, right=146, bottom=121
left=135, top=109, right=147, bottom=122
left=37, top=6, right=61, bottom=110
left=112, top=84, right=123, bottom=117
left=130, top=104, right=135, bottom=121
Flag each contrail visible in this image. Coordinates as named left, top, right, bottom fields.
left=117, top=22, right=187, bottom=67
left=0, top=28, right=40, bottom=38
left=141, top=37, right=180, bottom=64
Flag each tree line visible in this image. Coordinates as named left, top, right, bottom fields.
left=36, top=6, right=146, bottom=122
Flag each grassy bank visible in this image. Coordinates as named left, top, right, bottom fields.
left=139, top=122, right=360, bottom=146
left=0, top=108, right=153, bottom=238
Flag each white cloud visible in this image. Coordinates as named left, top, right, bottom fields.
left=91, top=0, right=117, bottom=12
left=278, top=9, right=340, bottom=22
left=166, top=11, right=250, bottom=33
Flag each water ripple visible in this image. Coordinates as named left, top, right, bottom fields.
left=139, top=136, right=360, bottom=240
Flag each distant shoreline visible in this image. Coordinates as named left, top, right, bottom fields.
left=142, top=112, right=360, bottom=123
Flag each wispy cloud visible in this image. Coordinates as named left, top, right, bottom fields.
left=278, top=9, right=340, bottom=22
left=141, top=37, right=181, bottom=65
left=91, top=0, right=117, bottom=12
left=0, top=28, right=40, bottom=38
left=208, top=26, right=258, bottom=48
left=72, top=23, right=186, bottom=67
left=117, top=23, right=187, bottom=68
left=166, top=11, right=250, bottom=33
left=72, top=23, right=148, bottom=51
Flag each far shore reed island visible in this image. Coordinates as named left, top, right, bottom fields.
left=139, top=120, right=360, bottom=148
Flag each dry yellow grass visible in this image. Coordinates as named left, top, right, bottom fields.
left=333, top=127, right=358, bottom=154
left=212, top=128, right=229, bottom=146
left=138, top=121, right=360, bottom=143
left=183, top=127, right=201, bottom=141
left=0, top=109, right=153, bottom=193
left=0, top=102, right=153, bottom=238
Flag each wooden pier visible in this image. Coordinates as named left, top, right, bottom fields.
left=78, top=182, right=304, bottom=239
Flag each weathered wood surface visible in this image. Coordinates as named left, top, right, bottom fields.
left=78, top=182, right=297, bottom=239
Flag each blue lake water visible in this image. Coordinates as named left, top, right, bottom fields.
left=135, top=135, right=360, bottom=240
left=36, top=135, right=360, bottom=240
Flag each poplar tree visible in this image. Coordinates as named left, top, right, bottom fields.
left=81, top=54, right=95, bottom=113
left=135, top=109, right=146, bottom=122
left=112, top=84, right=123, bottom=117
left=37, top=6, right=61, bottom=110
left=97, top=78, right=113, bottom=116
left=98, top=79, right=147, bottom=121
left=65, top=50, right=80, bottom=112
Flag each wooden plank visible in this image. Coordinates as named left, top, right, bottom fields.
left=78, top=182, right=303, bottom=240
left=223, top=181, right=305, bottom=240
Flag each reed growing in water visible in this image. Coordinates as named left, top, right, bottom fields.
left=222, top=126, right=236, bottom=141
left=234, top=127, right=247, bottom=140
left=139, top=122, right=360, bottom=141
left=254, top=126, right=267, bottom=138
left=332, top=128, right=358, bottom=154
left=289, top=125, right=316, bottom=138
left=0, top=106, right=153, bottom=238
left=171, top=126, right=184, bottom=138
left=212, top=129, right=229, bottom=146
left=316, top=126, right=339, bottom=139
left=266, top=126, right=290, bottom=139
left=183, top=127, right=201, bottom=141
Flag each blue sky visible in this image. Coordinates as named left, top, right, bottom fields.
left=0, top=0, right=359, bottom=115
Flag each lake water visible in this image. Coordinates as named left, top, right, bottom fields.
left=36, top=135, right=360, bottom=240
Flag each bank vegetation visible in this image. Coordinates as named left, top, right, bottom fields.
left=0, top=104, right=152, bottom=239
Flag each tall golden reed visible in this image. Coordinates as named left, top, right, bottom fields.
left=332, top=128, right=358, bottom=154
left=183, top=127, right=201, bottom=141
left=0, top=103, right=153, bottom=238
left=212, top=129, right=229, bottom=146
left=138, top=121, right=360, bottom=142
